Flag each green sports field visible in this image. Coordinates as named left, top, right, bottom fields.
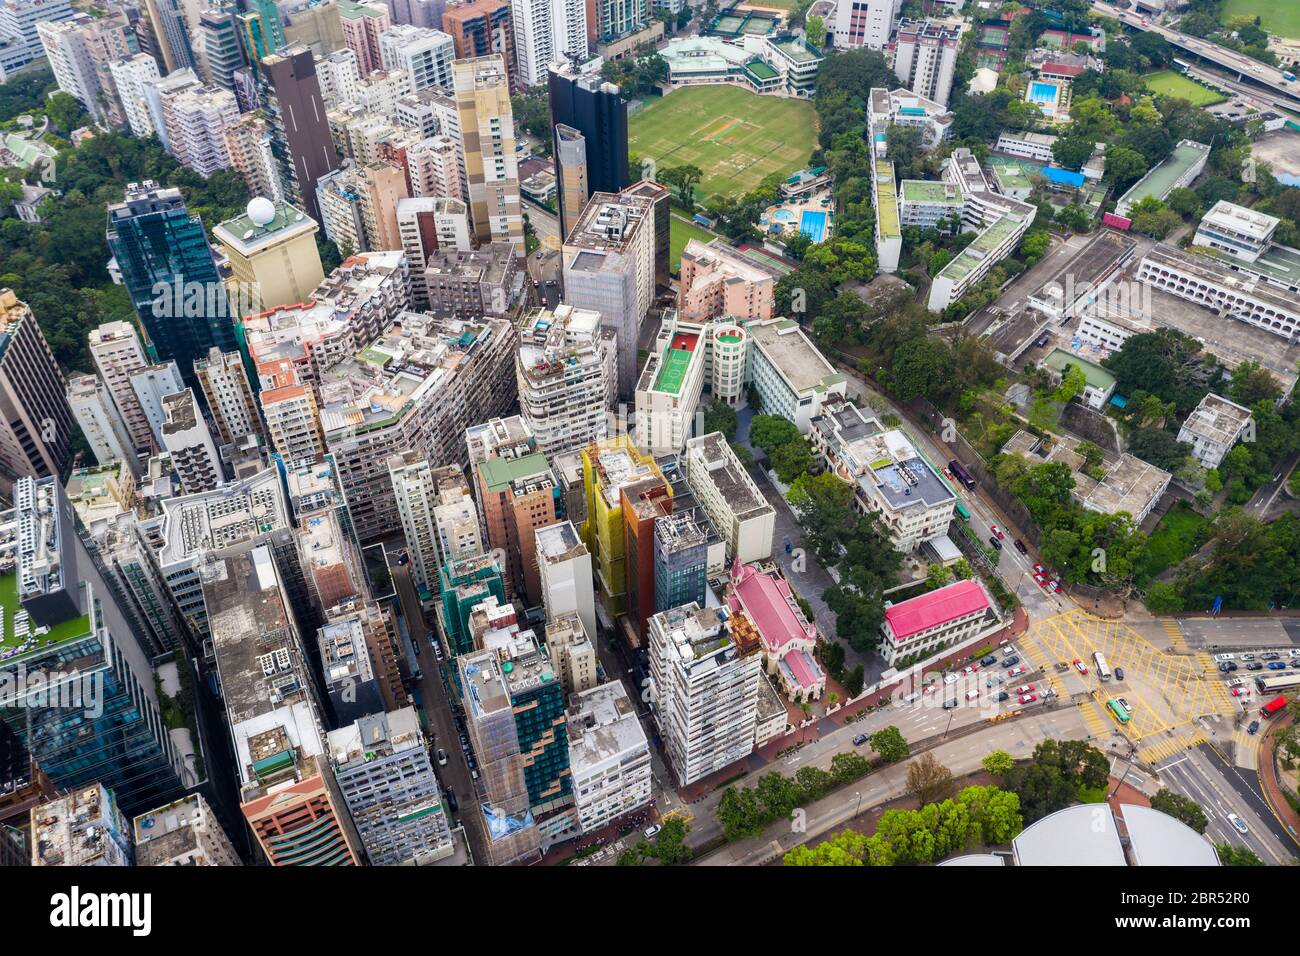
left=1220, top=0, right=1300, bottom=40
left=1142, top=70, right=1227, bottom=106
left=669, top=213, right=717, bottom=271
left=629, top=86, right=817, bottom=203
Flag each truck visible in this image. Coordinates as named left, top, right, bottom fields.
left=1260, top=695, right=1289, bottom=719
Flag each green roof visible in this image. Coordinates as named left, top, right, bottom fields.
left=900, top=179, right=962, bottom=205
left=654, top=348, right=695, bottom=395
left=1117, top=140, right=1210, bottom=213
left=0, top=571, right=91, bottom=653
left=1041, top=347, right=1116, bottom=391
left=478, top=452, right=551, bottom=494
left=937, top=214, right=1025, bottom=283
left=745, top=59, right=779, bottom=80
left=875, top=161, right=900, bottom=238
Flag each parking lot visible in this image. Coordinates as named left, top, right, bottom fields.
left=1206, top=645, right=1300, bottom=769
left=1020, top=610, right=1236, bottom=766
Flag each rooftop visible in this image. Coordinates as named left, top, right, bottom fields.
left=535, top=520, right=587, bottom=564
left=32, top=785, right=126, bottom=867
left=477, top=451, right=553, bottom=496
left=875, top=161, right=900, bottom=238
left=884, top=579, right=991, bottom=641
left=566, top=681, right=647, bottom=773
left=1120, top=804, right=1220, bottom=866
left=744, top=318, right=843, bottom=395
left=1013, top=804, right=1126, bottom=866
left=564, top=189, right=652, bottom=253
left=1179, top=392, right=1252, bottom=447
left=157, top=467, right=289, bottom=567
left=1198, top=199, right=1279, bottom=242
left=1041, top=347, right=1116, bottom=392
left=900, top=179, right=963, bottom=204
left=936, top=213, right=1029, bottom=284
left=684, top=432, right=772, bottom=522
left=213, top=201, right=318, bottom=256
left=1116, top=139, right=1210, bottom=214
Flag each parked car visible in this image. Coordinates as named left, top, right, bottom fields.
left=1241, top=653, right=1256, bottom=661
left=852, top=734, right=868, bottom=746
left=1014, top=684, right=1035, bottom=695
left=436, top=748, right=448, bottom=767
left=1002, top=646, right=1017, bottom=656
left=1050, top=579, right=1061, bottom=593
left=1213, top=653, right=1235, bottom=662
left=1014, top=538, right=1027, bottom=554
left=963, top=664, right=979, bottom=674
left=995, top=691, right=1010, bottom=702
left=986, top=674, right=1005, bottom=687
left=1007, top=666, right=1027, bottom=677
left=1268, top=661, right=1287, bottom=670
left=1073, top=658, right=1089, bottom=675
left=1247, top=720, right=1261, bottom=735
left=1247, top=662, right=1264, bottom=671
left=942, top=699, right=958, bottom=710
left=1219, top=662, right=1239, bottom=672
left=1001, top=656, right=1020, bottom=668
left=1114, top=667, right=1124, bottom=681
left=990, top=524, right=1004, bottom=540
left=1262, top=653, right=1280, bottom=661
left=1232, top=687, right=1249, bottom=696
left=445, top=789, right=459, bottom=814
left=980, top=655, right=997, bottom=667
left=1032, top=563, right=1045, bottom=575
left=944, top=673, right=959, bottom=685
left=1019, top=694, right=1037, bottom=704
left=644, top=824, right=662, bottom=839
left=989, top=536, right=1002, bottom=550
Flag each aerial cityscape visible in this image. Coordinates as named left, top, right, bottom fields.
left=2, top=0, right=1300, bottom=880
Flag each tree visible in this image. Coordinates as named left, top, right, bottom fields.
left=787, top=472, right=854, bottom=564
left=869, top=726, right=910, bottom=764
left=805, top=15, right=826, bottom=48
left=771, top=439, right=815, bottom=483
left=659, top=163, right=704, bottom=207
left=1128, top=427, right=1192, bottom=471
left=889, top=336, right=954, bottom=402
left=1054, top=362, right=1088, bottom=403
left=749, top=414, right=802, bottom=457
left=844, top=664, right=865, bottom=697
left=926, top=562, right=953, bottom=590
left=1165, top=186, right=1201, bottom=219
left=1150, top=788, right=1209, bottom=834
left=717, top=785, right=766, bottom=841
left=650, top=816, right=693, bottom=865
left=1106, top=145, right=1149, bottom=186
left=981, top=750, right=1015, bottom=778
left=700, top=400, right=738, bottom=440
left=1214, top=843, right=1265, bottom=866
left=45, top=90, right=87, bottom=134
left=1228, top=360, right=1281, bottom=406
left=906, top=752, right=957, bottom=805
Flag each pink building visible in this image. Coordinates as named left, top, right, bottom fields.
left=677, top=238, right=778, bottom=324
left=340, top=0, right=392, bottom=75
left=879, top=579, right=996, bottom=667
left=727, top=558, right=825, bottom=703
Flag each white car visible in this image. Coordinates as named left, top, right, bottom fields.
left=1213, top=653, right=1235, bottom=662
left=644, top=824, right=663, bottom=839
left=944, top=673, right=959, bottom=685
left=1227, top=813, right=1249, bottom=835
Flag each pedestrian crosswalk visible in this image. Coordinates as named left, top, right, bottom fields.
left=1139, top=726, right=1207, bottom=765
left=1079, top=693, right=1113, bottom=740
left=1159, top=618, right=1187, bottom=651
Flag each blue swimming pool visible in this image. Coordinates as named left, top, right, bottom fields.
left=1028, top=81, right=1060, bottom=106
left=772, top=208, right=796, bottom=223
left=800, top=210, right=827, bottom=243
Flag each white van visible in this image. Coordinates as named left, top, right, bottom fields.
left=1213, top=653, right=1235, bottom=662
left=966, top=688, right=979, bottom=701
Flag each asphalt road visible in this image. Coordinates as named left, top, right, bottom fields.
left=390, top=559, right=490, bottom=866
left=1178, top=617, right=1300, bottom=649
left=1156, top=744, right=1297, bottom=864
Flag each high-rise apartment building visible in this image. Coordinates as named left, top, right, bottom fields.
left=38, top=13, right=132, bottom=128
left=653, top=509, right=707, bottom=613
left=261, top=45, right=341, bottom=222
left=133, top=793, right=242, bottom=866
left=142, top=0, right=197, bottom=72
left=320, top=312, right=515, bottom=542
left=535, top=519, right=596, bottom=640
left=327, top=708, right=455, bottom=865
left=892, top=18, right=962, bottom=107
left=544, top=610, right=597, bottom=694
left=453, top=55, right=524, bottom=251
left=0, top=289, right=74, bottom=494
left=31, top=784, right=133, bottom=867
left=516, top=303, right=616, bottom=458
left=160, top=389, right=222, bottom=493
left=108, top=53, right=161, bottom=138
left=339, top=0, right=390, bottom=72
left=548, top=62, right=628, bottom=240
left=193, top=347, right=264, bottom=447
left=406, top=134, right=465, bottom=199
left=88, top=320, right=155, bottom=455
left=648, top=601, right=762, bottom=786
left=67, top=374, right=139, bottom=475
left=129, top=361, right=187, bottom=449
left=469, top=415, right=559, bottom=605
left=106, top=182, right=238, bottom=389
left=379, top=23, right=456, bottom=92
left=163, top=84, right=240, bottom=176
left=566, top=680, right=650, bottom=833
left=207, top=543, right=364, bottom=866
left=396, top=196, right=473, bottom=308
left=0, top=0, right=75, bottom=70
left=427, top=463, right=483, bottom=565
left=198, top=4, right=244, bottom=92
left=388, top=450, right=444, bottom=594
left=510, top=0, right=588, bottom=88
left=832, top=0, right=896, bottom=50
left=562, top=186, right=657, bottom=398
left=443, top=0, right=514, bottom=74
left=677, top=237, right=778, bottom=323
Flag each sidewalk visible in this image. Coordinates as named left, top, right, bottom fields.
left=1256, top=710, right=1300, bottom=849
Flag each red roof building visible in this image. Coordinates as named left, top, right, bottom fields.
left=879, top=579, right=996, bottom=667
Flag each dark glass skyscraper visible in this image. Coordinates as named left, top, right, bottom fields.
left=260, top=45, right=340, bottom=222
left=548, top=66, right=629, bottom=241
left=106, top=182, right=237, bottom=388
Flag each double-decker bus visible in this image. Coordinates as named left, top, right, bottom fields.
left=1255, top=673, right=1300, bottom=695
left=955, top=502, right=971, bottom=522
left=1106, top=698, right=1130, bottom=724
left=1260, top=695, right=1289, bottom=719
left=1092, top=651, right=1111, bottom=681
left=948, top=459, right=976, bottom=490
